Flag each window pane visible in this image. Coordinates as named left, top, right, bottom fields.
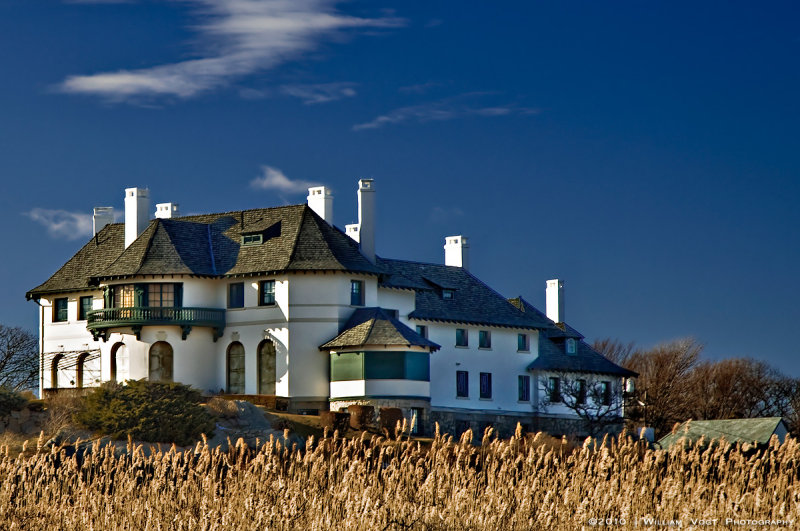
left=456, top=370, right=469, bottom=397
left=79, top=296, right=93, bottom=321
left=228, top=283, right=244, bottom=308
left=518, top=375, right=530, bottom=401
left=518, top=334, right=528, bottom=351
left=549, top=377, right=560, bottom=402
left=350, top=280, right=364, bottom=306
left=456, top=328, right=468, bottom=347
left=480, top=372, right=492, bottom=399
left=54, top=298, right=68, bottom=322
left=260, top=280, right=276, bottom=305
left=479, top=330, right=490, bottom=348
left=415, top=325, right=427, bottom=338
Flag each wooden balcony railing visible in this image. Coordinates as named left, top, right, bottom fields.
left=86, top=307, right=225, bottom=342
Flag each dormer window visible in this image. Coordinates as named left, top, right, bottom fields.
left=242, top=233, right=263, bottom=246
left=566, top=338, right=577, bottom=355
left=442, top=289, right=454, bottom=300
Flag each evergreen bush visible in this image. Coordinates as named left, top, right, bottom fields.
left=0, top=387, right=28, bottom=418
left=74, top=379, right=215, bottom=446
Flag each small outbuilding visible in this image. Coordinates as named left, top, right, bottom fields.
left=657, top=417, right=789, bottom=450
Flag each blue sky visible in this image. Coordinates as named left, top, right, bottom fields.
left=2, top=1, right=799, bottom=374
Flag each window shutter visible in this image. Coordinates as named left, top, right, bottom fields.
left=174, top=283, right=183, bottom=307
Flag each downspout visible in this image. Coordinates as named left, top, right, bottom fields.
left=33, top=298, right=44, bottom=398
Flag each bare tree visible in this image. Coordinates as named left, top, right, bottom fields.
left=0, top=325, right=38, bottom=391
left=591, top=338, right=639, bottom=367
left=539, top=373, right=626, bottom=437
left=624, top=337, right=702, bottom=437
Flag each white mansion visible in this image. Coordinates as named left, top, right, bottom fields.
left=27, top=181, right=635, bottom=436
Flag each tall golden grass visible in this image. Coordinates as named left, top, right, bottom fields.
left=1, top=425, right=798, bottom=530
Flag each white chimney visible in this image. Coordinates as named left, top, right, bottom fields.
left=345, top=224, right=360, bottom=242
left=545, top=279, right=564, bottom=323
left=307, top=186, right=333, bottom=225
left=444, top=235, right=469, bottom=270
left=124, top=187, right=150, bottom=248
left=92, top=207, right=114, bottom=235
left=356, top=179, right=376, bottom=262
left=155, top=203, right=179, bottom=219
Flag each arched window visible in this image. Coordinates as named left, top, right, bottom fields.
left=149, top=341, right=174, bottom=382
left=110, top=342, right=128, bottom=383
left=257, top=340, right=277, bottom=395
left=76, top=352, right=90, bottom=388
left=51, top=354, right=64, bottom=389
left=227, top=342, right=245, bottom=394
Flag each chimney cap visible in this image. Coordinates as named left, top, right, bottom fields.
left=358, top=179, right=375, bottom=190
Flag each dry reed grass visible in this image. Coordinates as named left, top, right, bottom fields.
left=0, top=425, right=798, bottom=530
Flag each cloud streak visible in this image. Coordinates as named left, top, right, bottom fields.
left=24, top=209, right=93, bottom=240
left=250, top=166, right=319, bottom=194
left=280, top=82, right=357, bottom=104
left=353, top=94, right=539, bottom=131
left=59, top=0, right=403, bottom=102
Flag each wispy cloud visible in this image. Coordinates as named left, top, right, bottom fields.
left=280, top=82, right=357, bottom=104
left=250, top=165, right=319, bottom=194
left=58, top=0, right=403, bottom=102
left=353, top=94, right=539, bottom=131
left=24, top=209, right=93, bottom=240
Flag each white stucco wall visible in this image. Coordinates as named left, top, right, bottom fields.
left=39, top=292, right=105, bottom=394
left=422, top=322, right=541, bottom=414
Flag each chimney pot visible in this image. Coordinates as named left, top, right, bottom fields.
left=155, top=202, right=180, bottom=219
left=545, top=279, right=564, bottom=323
left=124, top=187, right=150, bottom=248
left=444, top=235, right=469, bottom=269
left=356, top=179, right=376, bottom=262
left=307, top=186, right=334, bottom=225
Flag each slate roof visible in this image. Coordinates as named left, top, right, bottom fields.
left=527, top=336, right=638, bottom=377
left=508, top=297, right=582, bottom=338
left=657, top=417, right=788, bottom=449
left=27, top=205, right=381, bottom=299
left=319, top=307, right=441, bottom=351
left=378, top=259, right=548, bottom=329
left=506, top=297, right=635, bottom=377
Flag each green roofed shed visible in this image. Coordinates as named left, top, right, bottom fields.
left=657, top=417, right=789, bottom=450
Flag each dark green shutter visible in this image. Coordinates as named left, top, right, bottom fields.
left=174, top=283, right=183, bottom=307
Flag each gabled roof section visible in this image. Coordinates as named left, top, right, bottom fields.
left=378, top=259, right=545, bottom=329
left=528, top=336, right=637, bottom=377
left=320, top=307, right=441, bottom=351
left=657, top=417, right=788, bottom=449
left=28, top=204, right=382, bottom=298
left=26, top=223, right=125, bottom=300
left=286, top=208, right=382, bottom=273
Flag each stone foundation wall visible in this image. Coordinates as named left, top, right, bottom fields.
left=430, top=409, right=625, bottom=442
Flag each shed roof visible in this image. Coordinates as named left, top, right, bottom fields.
left=657, top=417, right=788, bottom=449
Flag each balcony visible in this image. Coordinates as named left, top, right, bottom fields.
left=87, top=307, right=226, bottom=342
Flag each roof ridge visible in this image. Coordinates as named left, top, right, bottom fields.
left=286, top=205, right=311, bottom=266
